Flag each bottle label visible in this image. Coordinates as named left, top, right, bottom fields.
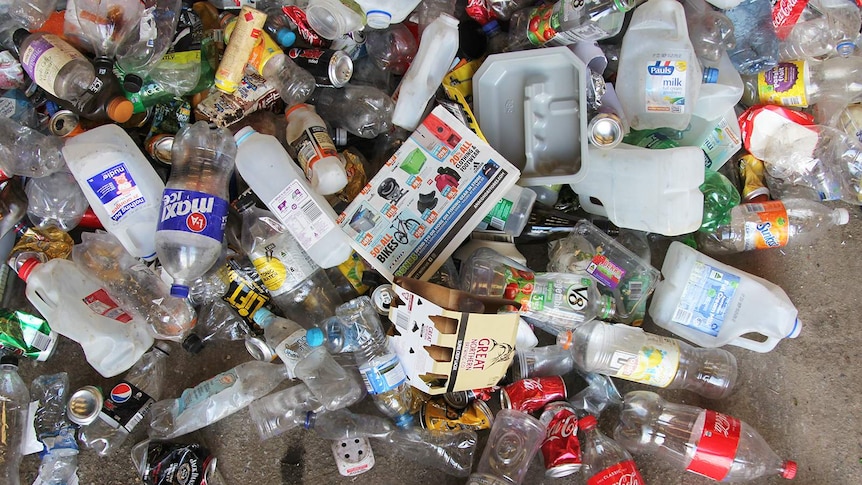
left=608, top=333, right=680, bottom=387
left=268, top=180, right=335, bottom=251
left=290, top=125, right=338, bottom=178
left=0, top=309, right=57, bottom=362
left=644, top=53, right=690, bottom=114
left=96, top=381, right=154, bottom=433
left=479, top=197, right=514, bottom=231
left=176, top=368, right=238, bottom=415
left=686, top=410, right=742, bottom=481
left=86, top=163, right=148, bottom=223
left=82, top=289, right=133, bottom=323
left=526, top=277, right=594, bottom=325
left=742, top=201, right=789, bottom=250
left=772, top=0, right=811, bottom=39
left=549, top=0, right=614, bottom=45
left=218, top=257, right=271, bottom=325
left=586, top=254, right=626, bottom=290
left=587, top=460, right=645, bottom=485
left=251, top=245, right=317, bottom=297
left=274, top=329, right=309, bottom=378
left=19, top=34, right=86, bottom=97
left=525, top=3, right=558, bottom=45
left=499, top=264, right=536, bottom=307
left=756, top=61, right=809, bottom=107
left=359, top=353, right=407, bottom=395
left=701, top=117, right=742, bottom=171
left=671, top=261, right=741, bottom=337
left=157, top=188, right=228, bottom=242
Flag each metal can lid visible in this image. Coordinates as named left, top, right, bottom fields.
left=499, top=388, right=511, bottom=410
left=67, top=385, right=104, bottom=426
left=545, top=463, right=582, bottom=478
left=443, top=390, right=473, bottom=409
left=588, top=113, right=623, bottom=149
left=370, top=284, right=396, bottom=316
left=49, top=110, right=83, bottom=137
left=472, top=399, right=494, bottom=427
left=329, top=51, right=353, bottom=88
left=245, top=336, right=275, bottom=362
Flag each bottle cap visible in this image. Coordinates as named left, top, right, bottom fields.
left=306, top=327, right=324, bottom=347
left=182, top=333, right=205, bottom=354
left=285, top=103, right=308, bottom=120
left=17, top=258, right=40, bottom=281
left=123, top=74, right=144, bottom=93
left=12, top=29, right=29, bottom=49
left=170, top=284, right=190, bottom=299
left=245, top=336, right=275, bottom=361
left=579, top=414, right=598, bottom=431
left=0, top=355, right=18, bottom=366
left=836, top=41, right=856, bottom=58
left=252, top=307, right=274, bottom=327
left=393, top=413, right=414, bottom=428
left=233, top=126, right=257, bottom=145
left=482, top=20, right=500, bottom=35
left=781, top=461, right=797, bottom=479
left=703, top=67, right=719, bottom=84
left=364, top=10, right=392, bottom=30
left=557, top=330, right=574, bottom=350
left=276, top=28, right=297, bottom=47
left=107, top=97, right=134, bottom=123
left=835, top=208, right=850, bottom=225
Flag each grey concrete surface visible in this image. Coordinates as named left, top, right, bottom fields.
left=14, top=206, right=862, bottom=485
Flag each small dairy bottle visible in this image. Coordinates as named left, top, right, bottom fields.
left=285, top=104, right=348, bottom=196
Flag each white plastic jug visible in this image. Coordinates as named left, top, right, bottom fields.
left=693, top=51, right=744, bottom=121
left=62, top=124, right=165, bottom=261
left=678, top=108, right=743, bottom=171
left=356, top=0, right=422, bottom=29
left=570, top=144, right=705, bottom=236
left=616, top=0, right=703, bottom=131
left=20, top=258, right=154, bottom=377
left=649, top=241, right=801, bottom=352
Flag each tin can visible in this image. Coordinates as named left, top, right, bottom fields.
left=137, top=441, right=219, bottom=485
left=67, top=385, right=104, bottom=425
left=287, top=47, right=353, bottom=87
left=49, top=110, right=85, bottom=137
left=370, top=284, right=396, bottom=316
left=588, top=113, right=623, bottom=148
left=145, top=133, right=175, bottom=165
left=245, top=335, right=276, bottom=361
left=500, top=376, right=567, bottom=413
left=539, top=401, right=581, bottom=478
left=420, top=396, right=493, bottom=431
left=443, top=389, right=476, bottom=409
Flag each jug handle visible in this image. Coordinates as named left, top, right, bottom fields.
left=576, top=193, right=609, bottom=217
left=728, top=334, right=780, bottom=353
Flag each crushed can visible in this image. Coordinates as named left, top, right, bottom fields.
left=539, top=401, right=582, bottom=478
left=420, top=396, right=493, bottom=431
left=137, top=441, right=219, bottom=485
left=500, top=376, right=567, bottom=413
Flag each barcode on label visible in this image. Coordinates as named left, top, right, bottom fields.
left=743, top=203, right=766, bottom=213
left=489, top=216, right=505, bottom=231
left=780, top=96, right=803, bottom=106
left=672, top=307, right=693, bottom=325
left=393, top=309, right=410, bottom=330
left=300, top=198, right=323, bottom=222
left=628, top=280, right=643, bottom=302
left=26, top=331, right=53, bottom=351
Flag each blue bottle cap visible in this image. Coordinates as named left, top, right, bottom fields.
left=394, top=413, right=414, bottom=428
left=703, top=66, right=719, bottom=84
left=306, top=327, right=325, bottom=347
left=482, top=20, right=500, bottom=35
left=276, top=28, right=296, bottom=47
left=252, top=307, right=274, bottom=326
left=170, top=284, right=189, bottom=298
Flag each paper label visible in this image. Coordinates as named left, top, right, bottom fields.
left=480, top=197, right=514, bottom=231
left=757, top=61, right=808, bottom=107
left=499, top=265, right=536, bottom=308
left=0, top=309, right=57, bottom=362
left=97, top=381, right=154, bottom=433
left=359, top=353, right=407, bottom=394
left=742, top=201, right=790, bottom=249
left=686, top=410, right=742, bottom=481
left=290, top=125, right=338, bottom=177
left=269, top=180, right=335, bottom=251
left=274, top=329, right=309, bottom=377
left=157, top=189, right=228, bottom=242
left=608, top=333, right=680, bottom=387
left=586, top=254, right=626, bottom=289
left=82, top=289, right=133, bottom=323
left=645, top=54, right=690, bottom=114
left=588, top=460, right=644, bottom=485
left=671, top=261, right=741, bottom=337
left=177, top=369, right=238, bottom=415
left=86, top=163, right=148, bottom=223
left=19, top=34, right=85, bottom=97
left=251, top=245, right=316, bottom=297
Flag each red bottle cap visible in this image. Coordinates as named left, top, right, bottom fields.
left=17, top=258, right=40, bottom=281
left=781, top=461, right=797, bottom=479
left=579, top=414, right=597, bottom=431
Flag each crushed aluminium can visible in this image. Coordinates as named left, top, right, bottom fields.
left=420, top=396, right=493, bottom=431
left=539, top=401, right=582, bottom=478
left=500, top=376, right=567, bottom=413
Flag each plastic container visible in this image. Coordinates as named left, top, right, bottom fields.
left=305, top=0, right=365, bottom=40
left=678, top=109, right=743, bottom=171
left=649, top=241, right=801, bottom=352
left=475, top=184, right=537, bottom=237
left=285, top=104, right=349, bottom=195
left=62, top=123, right=166, bottom=261
left=616, top=0, right=703, bottom=131
left=13, top=29, right=94, bottom=102
left=356, top=0, right=421, bottom=29
left=693, top=51, right=744, bottom=121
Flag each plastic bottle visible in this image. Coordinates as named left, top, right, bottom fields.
left=722, top=0, right=779, bottom=75
left=683, top=0, right=736, bottom=63
left=312, top=84, right=395, bottom=139
left=148, top=360, right=290, bottom=439
left=776, top=0, right=861, bottom=61
left=466, top=409, right=545, bottom=485
left=71, top=0, right=143, bottom=62
left=8, top=0, right=58, bottom=31
left=355, top=0, right=421, bottom=29
left=557, top=319, right=738, bottom=399
left=487, top=0, right=534, bottom=21
left=248, top=382, right=325, bottom=440
left=50, top=58, right=134, bottom=123
left=25, top=170, right=89, bottom=231
left=475, top=184, right=537, bottom=237
left=285, top=103, right=348, bottom=195
left=156, top=121, right=235, bottom=298
left=616, top=0, right=703, bottom=131
left=0, top=180, right=27, bottom=241
left=364, top=23, right=417, bottom=75
left=615, top=391, right=798, bottom=482
left=335, top=296, right=414, bottom=428
left=62, top=123, right=166, bottom=261
left=506, top=0, right=636, bottom=52
left=304, top=0, right=365, bottom=40
left=510, top=345, right=575, bottom=381
left=18, top=256, right=154, bottom=378
left=233, top=127, right=353, bottom=269
left=114, top=0, right=183, bottom=92
left=580, top=414, right=646, bottom=485
left=31, top=373, right=78, bottom=484
left=260, top=7, right=298, bottom=47
left=415, top=0, right=456, bottom=34
left=0, top=116, right=64, bottom=179
left=0, top=356, right=28, bottom=485
left=391, top=13, right=459, bottom=131
left=79, top=343, right=171, bottom=456
left=13, top=29, right=95, bottom=102
left=742, top=57, right=862, bottom=108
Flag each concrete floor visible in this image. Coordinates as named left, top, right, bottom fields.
left=13, top=206, right=862, bottom=485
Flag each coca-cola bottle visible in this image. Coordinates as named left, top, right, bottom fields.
left=580, top=414, right=645, bottom=485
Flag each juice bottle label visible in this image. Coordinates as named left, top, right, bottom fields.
left=177, top=368, right=238, bottom=414
left=19, top=34, right=86, bottom=97
left=359, top=353, right=407, bottom=394
left=97, top=381, right=154, bottom=433
left=608, top=333, right=680, bottom=387
left=742, top=201, right=789, bottom=250
left=686, top=410, right=741, bottom=481
left=671, top=261, right=741, bottom=337
left=527, top=277, right=593, bottom=322
left=86, top=163, right=148, bottom=222
left=756, top=61, right=808, bottom=107
left=500, top=264, right=535, bottom=308
left=268, top=180, right=335, bottom=251
left=525, top=3, right=558, bottom=45
left=157, top=189, right=229, bottom=242
left=586, top=254, right=626, bottom=290
left=82, top=288, right=133, bottom=323
left=587, top=460, right=644, bottom=485
left=644, top=53, right=690, bottom=114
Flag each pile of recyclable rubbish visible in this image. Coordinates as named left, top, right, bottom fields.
left=0, top=0, right=859, bottom=481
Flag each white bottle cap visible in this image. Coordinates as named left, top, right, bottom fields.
left=311, top=157, right=349, bottom=195
left=835, top=208, right=850, bottom=225
left=365, top=10, right=392, bottom=30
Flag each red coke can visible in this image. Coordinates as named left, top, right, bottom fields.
left=540, top=402, right=582, bottom=478
left=500, top=376, right=567, bottom=413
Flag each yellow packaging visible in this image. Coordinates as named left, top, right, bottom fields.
left=756, top=61, right=809, bottom=107
left=215, top=6, right=267, bottom=93
left=223, top=16, right=283, bottom=76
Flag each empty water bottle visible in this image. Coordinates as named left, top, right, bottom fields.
left=312, top=84, right=395, bottom=139
left=0, top=116, right=65, bottom=179
left=248, top=382, right=326, bottom=440
left=0, top=356, right=28, bottom=485
left=31, top=373, right=78, bottom=484
left=25, top=170, right=89, bottom=231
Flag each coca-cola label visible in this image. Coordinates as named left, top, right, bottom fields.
left=96, top=380, right=154, bottom=432
left=686, top=410, right=742, bottom=481
left=157, top=189, right=228, bottom=242
left=541, top=407, right=581, bottom=473
left=502, top=376, right=566, bottom=413
left=282, top=6, right=329, bottom=47
left=465, top=0, right=495, bottom=24
left=771, top=0, right=810, bottom=39
left=587, top=460, right=644, bottom=485
left=82, top=289, right=133, bottom=323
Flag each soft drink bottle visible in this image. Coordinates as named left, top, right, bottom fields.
left=0, top=356, right=28, bottom=485
left=466, top=409, right=545, bottom=485
left=742, top=57, right=862, bottom=108
left=614, top=390, right=797, bottom=482
left=506, top=0, right=636, bottom=52
left=580, top=414, right=646, bottom=485
left=156, top=121, right=236, bottom=298
left=775, top=0, right=860, bottom=61
left=363, top=24, right=417, bottom=75
left=722, top=0, right=779, bottom=75
left=79, top=342, right=171, bottom=456
left=25, top=170, right=89, bottom=231
left=557, top=320, right=738, bottom=399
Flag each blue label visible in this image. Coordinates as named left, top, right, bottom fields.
left=359, top=354, right=407, bottom=395
left=157, top=188, right=228, bottom=241
left=671, top=262, right=741, bottom=337
left=647, top=62, right=675, bottom=75
left=86, top=163, right=147, bottom=222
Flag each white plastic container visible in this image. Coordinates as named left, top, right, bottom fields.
left=62, top=124, right=165, bottom=260
left=692, top=51, right=744, bottom=121
left=678, top=108, right=742, bottom=171
left=391, top=13, right=459, bottom=131
left=19, top=257, right=154, bottom=377
left=356, top=0, right=422, bottom=29
left=649, top=241, right=801, bottom=352
left=234, top=127, right=353, bottom=269
left=475, top=184, right=537, bottom=236
left=305, top=0, right=365, bottom=40
left=616, top=0, right=703, bottom=131
left=284, top=104, right=348, bottom=196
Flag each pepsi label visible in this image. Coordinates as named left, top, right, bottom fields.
left=157, top=188, right=228, bottom=242
left=97, top=380, right=154, bottom=433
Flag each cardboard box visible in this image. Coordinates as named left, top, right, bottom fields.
left=387, top=277, right=520, bottom=395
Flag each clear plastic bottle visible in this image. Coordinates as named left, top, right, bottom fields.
left=260, top=51, right=317, bottom=107
left=415, top=0, right=456, bottom=34
left=506, top=0, right=636, bottom=52
left=580, top=414, right=646, bottom=485
left=510, top=345, right=575, bottom=381
left=304, top=0, right=365, bottom=40
left=285, top=103, right=348, bottom=195
left=31, top=373, right=78, bottom=484
left=487, top=0, right=534, bottom=21
left=148, top=360, right=290, bottom=439
left=114, top=0, right=183, bottom=92
left=614, top=390, right=798, bottom=482
left=776, top=0, right=861, bottom=61
left=722, top=0, right=779, bottom=75
left=466, top=409, right=545, bottom=485
left=156, top=121, right=235, bottom=298
left=13, top=29, right=95, bottom=102
left=0, top=116, right=64, bottom=179
left=742, top=56, right=862, bottom=108
left=557, top=320, right=738, bottom=399
left=248, top=382, right=325, bottom=440
left=79, top=343, right=170, bottom=456
left=25, top=170, right=89, bottom=231
left=364, top=23, right=417, bottom=75
left=72, top=0, right=143, bottom=63
left=312, top=84, right=395, bottom=139
left=683, top=0, right=736, bottom=63
left=335, top=296, right=414, bottom=428
left=475, top=184, right=537, bottom=237
left=304, top=408, right=395, bottom=439
left=0, top=356, right=28, bottom=485
left=0, top=179, right=27, bottom=242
